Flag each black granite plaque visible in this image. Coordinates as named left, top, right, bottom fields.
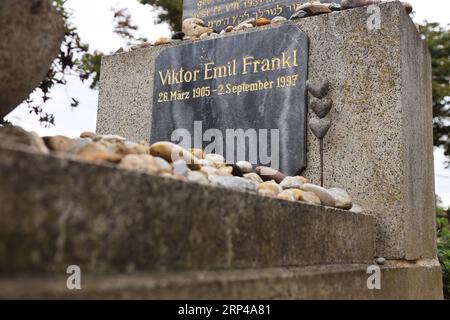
left=183, top=0, right=341, bottom=28
left=151, top=25, right=309, bottom=175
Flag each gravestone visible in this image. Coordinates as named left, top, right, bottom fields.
left=151, top=25, right=309, bottom=174
left=183, top=0, right=342, bottom=28
left=97, top=2, right=437, bottom=262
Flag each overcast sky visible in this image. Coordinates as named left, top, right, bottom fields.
left=5, top=0, right=450, bottom=207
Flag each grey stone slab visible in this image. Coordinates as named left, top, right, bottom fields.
left=0, top=144, right=375, bottom=275
left=0, top=260, right=442, bottom=299
left=0, top=0, right=64, bottom=118
left=97, top=2, right=436, bottom=260
left=151, top=25, right=309, bottom=174
left=183, top=0, right=342, bottom=28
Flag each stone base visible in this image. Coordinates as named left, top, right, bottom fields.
left=0, top=260, right=443, bottom=299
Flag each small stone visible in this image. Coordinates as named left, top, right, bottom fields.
left=119, top=141, right=149, bottom=155
left=154, top=156, right=173, bottom=174
left=205, top=153, right=225, bottom=165
left=341, top=0, right=381, bottom=10
left=401, top=1, right=413, bottom=14
left=209, top=176, right=257, bottom=191
left=243, top=173, right=263, bottom=184
left=136, top=42, right=152, bottom=49
left=300, top=184, right=335, bottom=207
left=277, top=190, right=297, bottom=202
left=225, top=26, right=234, bottom=32
left=183, top=35, right=192, bottom=41
left=43, top=135, right=74, bottom=152
left=150, top=142, right=200, bottom=168
left=328, top=187, right=353, bottom=210
left=349, top=203, right=364, bottom=214
left=271, top=16, right=287, bottom=24
left=288, top=189, right=303, bottom=201
left=218, top=166, right=233, bottom=176
left=66, top=138, right=92, bottom=154
left=375, top=257, right=386, bottom=266
left=187, top=171, right=209, bottom=184
left=309, top=118, right=332, bottom=139
left=298, top=2, right=332, bottom=15
left=311, top=98, right=333, bottom=119
left=237, top=18, right=256, bottom=27
left=256, top=180, right=282, bottom=197
left=290, top=10, right=309, bottom=20
left=256, top=166, right=287, bottom=184
left=0, top=126, right=49, bottom=154
left=226, top=164, right=243, bottom=177
left=300, top=191, right=322, bottom=205
left=182, top=18, right=212, bottom=38
left=236, top=161, right=253, bottom=173
left=255, top=18, right=271, bottom=26
left=307, top=80, right=330, bottom=99
left=280, top=176, right=308, bottom=189
left=173, top=159, right=190, bottom=177
left=77, top=142, right=123, bottom=163
left=189, top=148, right=205, bottom=159
left=93, top=134, right=126, bottom=142
left=119, top=154, right=159, bottom=174
left=171, top=32, right=185, bottom=40
left=154, top=37, right=171, bottom=46
left=80, top=131, right=96, bottom=139
left=234, top=23, right=253, bottom=31
left=201, top=166, right=220, bottom=177
left=327, top=3, right=342, bottom=11
left=199, top=32, right=209, bottom=39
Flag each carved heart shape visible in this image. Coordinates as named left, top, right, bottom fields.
left=307, top=80, right=329, bottom=99
left=311, top=98, right=332, bottom=119
left=309, top=118, right=331, bottom=139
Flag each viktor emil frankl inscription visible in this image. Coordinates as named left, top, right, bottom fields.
left=150, top=25, right=309, bottom=175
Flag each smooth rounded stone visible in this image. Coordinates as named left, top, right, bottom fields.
left=187, top=171, right=209, bottom=184
left=236, top=161, right=253, bottom=173
left=296, top=2, right=332, bottom=15
left=201, top=166, right=220, bottom=177
left=375, top=257, right=386, bottom=266
left=209, top=176, right=257, bottom=191
left=66, top=138, right=92, bottom=154
left=119, top=154, right=159, bottom=174
left=328, top=188, right=353, bottom=210
left=80, top=131, right=96, bottom=139
left=311, top=98, right=333, bottom=119
left=237, top=18, right=256, bottom=27
left=154, top=37, right=171, bottom=46
left=219, top=29, right=226, bottom=35
left=287, top=189, right=303, bottom=201
left=225, top=26, right=234, bottom=32
left=205, top=153, right=225, bottom=165
left=300, top=191, right=322, bottom=205
left=256, top=180, right=282, bottom=197
left=182, top=18, right=212, bottom=38
left=136, top=42, right=152, bottom=49
left=93, top=134, right=127, bottom=143
left=0, top=0, right=64, bottom=118
left=218, top=166, right=233, bottom=176
left=234, top=23, right=254, bottom=31
left=306, top=80, right=330, bottom=99
left=256, top=18, right=271, bottom=26
left=199, top=32, right=210, bottom=39
left=271, top=16, right=287, bottom=24
left=119, top=141, right=149, bottom=155
left=150, top=142, right=200, bottom=168
left=43, top=135, right=73, bottom=152
left=153, top=156, right=173, bottom=174
left=243, top=173, right=263, bottom=184
left=402, top=1, right=413, bottom=14
left=76, top=142, right=123, bottom=163
left=226, top=164, right=243, bottom=177
left=300, top=184, right=335, bottom=207
left=256, top=166, right=287, bottom=184
left=341, top=0, right=381, bottom=9
left=173, top=160, right=190, bottom=177
left=189, top=148, right=205, bottom=159
left=280, top=176, right=308, bottom=190
left=349, top=203, right=364, bottom=214
left=277, top=190, right=297, bottom=202
left=289, top=10, right=309, bottom=20
left=309, top=118, right=332, bottom=139
left=0, top=126, right=49, bottom=154
left=171, top=32, right=185, bottom=40
left=327, top=3, right=342, bottom=11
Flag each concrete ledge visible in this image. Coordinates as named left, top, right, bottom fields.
left=0, top=144, right=375, bottom=274
left=0, top=260, right=442, bottom=299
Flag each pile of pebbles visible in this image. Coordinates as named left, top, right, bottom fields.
left=0, top=126, right=362, bottom=212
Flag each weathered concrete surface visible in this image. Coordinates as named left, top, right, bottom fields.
left=0, top=260, right=442, bottom=299
left=0, top=144, right=375, bottom=275
left=0, top=0, right=64, bottom=118
left=97, top=2, right=436, bottom=260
